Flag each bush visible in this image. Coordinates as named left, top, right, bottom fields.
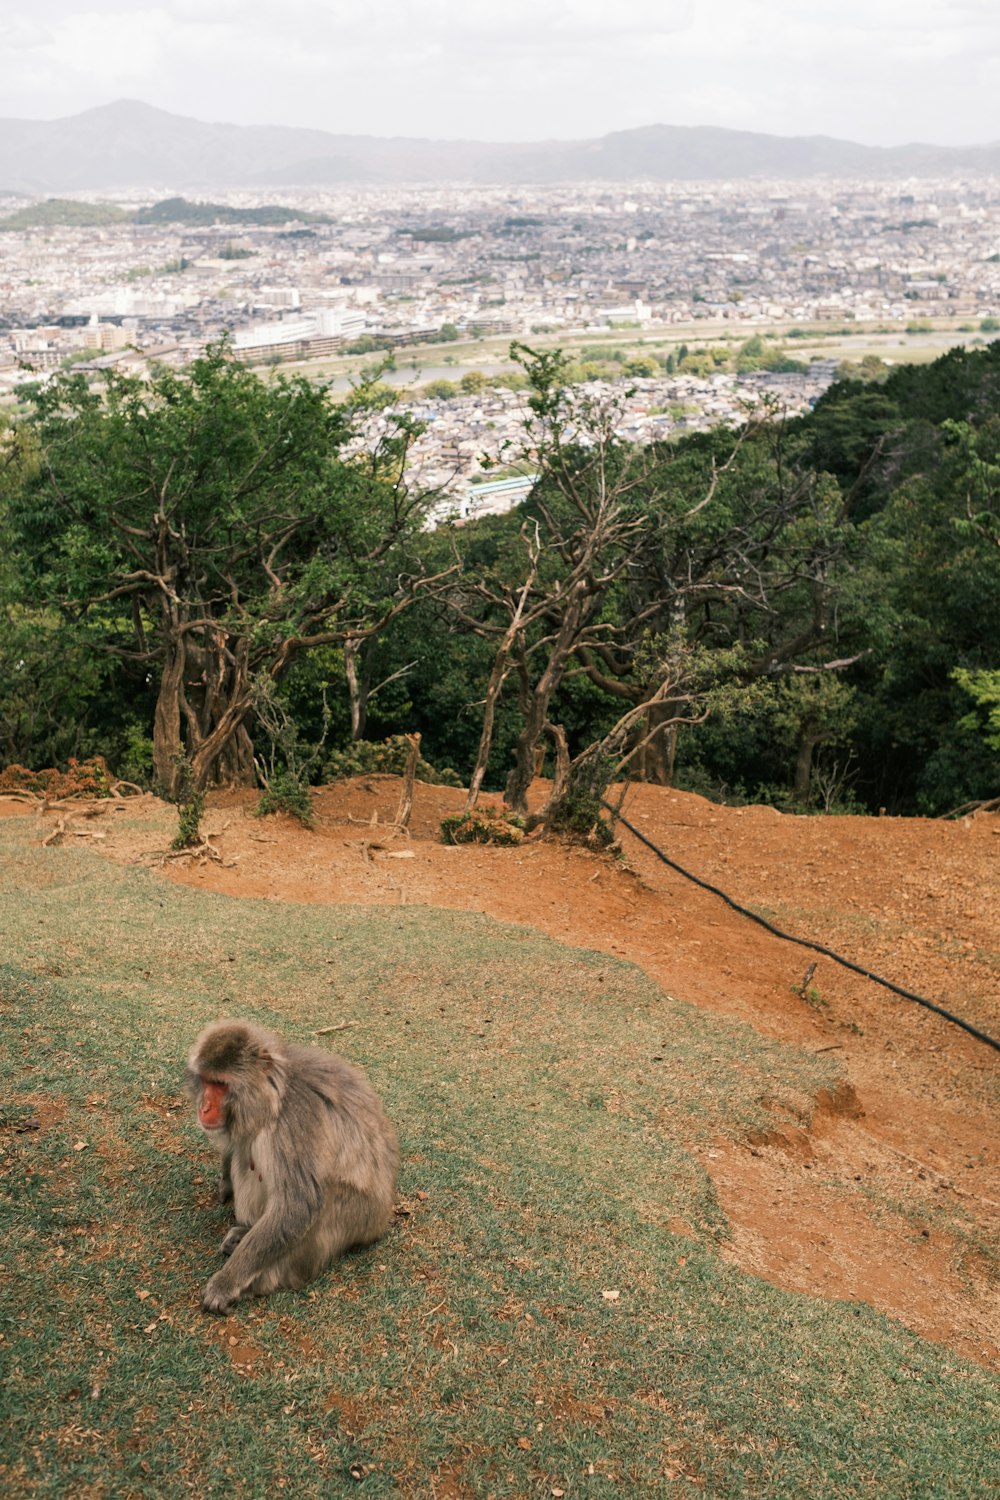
left=325, top=736, right=462, bottom=787
left=440, top=808, right=525, bottom=846
left=118, top=726, right=155, bottom=788
left=423, top=379, right=458, bottom=400
left=255, top=769, right=315, bottom=828
left=545, top=786, right=616, bottom=848
left=169, top=754, right=204, bottom=849
left=0, top=756, right=115, bottom=798
left=172, top=789, right=205, bottom=849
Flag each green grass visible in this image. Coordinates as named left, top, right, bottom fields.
left=1, top=821, right=998, bottom=1497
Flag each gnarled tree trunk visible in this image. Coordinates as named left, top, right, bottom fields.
left=152, top=624, right=258, bottom=797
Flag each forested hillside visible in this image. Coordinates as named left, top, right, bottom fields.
left=2, top=341, right=998, bottom=819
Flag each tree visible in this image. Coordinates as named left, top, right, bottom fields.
left=423, top=379, right=458, bottom=400
left=8, top=348, right=444, bottom=795
left=856, top=415, right=1000, bottom=811
left=771, top=675, right=858, bottom=807
left=440, top=347, right=871, bottom=833
left=443, top=347, right=653, bottom=817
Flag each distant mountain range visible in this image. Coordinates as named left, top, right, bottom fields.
left=2, top=100, right=999, bottom=194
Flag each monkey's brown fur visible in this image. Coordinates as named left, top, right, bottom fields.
left=186, top=1020, right=398, bottom=1314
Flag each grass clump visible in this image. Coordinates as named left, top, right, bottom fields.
left=440, top=807, right=526, bottom=845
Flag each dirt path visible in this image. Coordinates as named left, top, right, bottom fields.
left=9, top=778, right=999, bottom=1367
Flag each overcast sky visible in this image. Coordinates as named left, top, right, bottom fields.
left=5, top=0, right=999, bottom=148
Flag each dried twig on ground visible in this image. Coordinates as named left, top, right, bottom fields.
left=149, top=837, right=237, bottom=868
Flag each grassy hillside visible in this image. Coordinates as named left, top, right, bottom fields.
left=1, top=819, right=997, bottom=1497
left=0, top=196, right=130, bottom=228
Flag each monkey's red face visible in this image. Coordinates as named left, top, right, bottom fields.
left=198, top=1078, right=229, bottom=1132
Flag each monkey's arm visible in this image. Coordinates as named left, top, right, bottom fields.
left=201, top=1172, right=322, bottom=1314
left=217, top=1148, right=234, bottom=1205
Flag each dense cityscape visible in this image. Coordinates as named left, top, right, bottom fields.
left=4, top=172, right=999, bottom=509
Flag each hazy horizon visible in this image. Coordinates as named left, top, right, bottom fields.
left=6, top=96, right=1000, bottom=153
left=5, top=2, right=999, bottom=151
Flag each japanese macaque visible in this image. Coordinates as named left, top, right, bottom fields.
left=186, top=1019, right=399, bottom=1315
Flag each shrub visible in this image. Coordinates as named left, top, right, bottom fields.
left=172, top=789, right=205, bottom=849
left=255, top=769, right=315, bottom=828
left=440, top=808, right=525, bottom=846
left=169, top=752, right=204, bottom=849
left=0, top=756, right=115, bottom=798
left=325, top=736, right=462, bottom=787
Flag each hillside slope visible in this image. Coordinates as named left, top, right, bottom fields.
left=5, top=777, right=998, bottom=1366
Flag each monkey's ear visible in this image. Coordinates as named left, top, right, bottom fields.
left=257, top=1048, right=274, bottom=1074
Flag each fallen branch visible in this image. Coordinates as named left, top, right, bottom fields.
left=150, top=838, right=237, bottom=868
left=40, top=817, right=67, bottom=848
left=941, top=794, right=1000, bottom=820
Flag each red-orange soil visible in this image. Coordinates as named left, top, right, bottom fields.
left=8, top=778, right=999, bottom=1368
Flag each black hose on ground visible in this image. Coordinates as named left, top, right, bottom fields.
left=607, top=806, right=1000, bottom=1057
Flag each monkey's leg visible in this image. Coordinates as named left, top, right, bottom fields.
left=201, top=1193, right=319, bottom=1314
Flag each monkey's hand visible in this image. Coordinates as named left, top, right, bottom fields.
left=220, top=1224, right=249, bottom=1257
left=201, top=1269, right=240, bottom=1315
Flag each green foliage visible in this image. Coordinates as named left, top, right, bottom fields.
left=621, top=354, right=660, bottom=378
left=255, top=768, right=315, bottom=827
left=792, top=970, right=828, bottom=1010
left=0, top=198, right=130, bottom=229
left=440, top=807, right=526, bottom=844
left=343, top=333, right=381, bottom=355
left=118, top=725, right=155, bottom=788
left=0, top=600, right=113, bottom=770
left=325, top=735, right=462, bottom=787
left=545, top=767, right=617, bottom=847
left=423, top=378, right=458, bottom=400
left=437, top=322, right=460, bottom=341
left=6, top=345, right=434, bottom=794
left=169, top=755, right=205, bottom=848
left=133, top=197, right=331, bottom=226
left=836, top=354, right=890, bottom=385
left=10, top=329, right=1000, bottom=818
left=403, top=226, right=472, bottom=243
left=953, top=668, right=1000, bottom=753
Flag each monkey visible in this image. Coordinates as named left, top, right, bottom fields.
left=185, top=1019, right=399, bottom=1315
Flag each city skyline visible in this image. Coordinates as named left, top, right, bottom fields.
left=5, top=1, right=1000, bottom=152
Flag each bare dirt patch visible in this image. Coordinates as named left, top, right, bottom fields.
left=8, top=779, right=998, bottom=1367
